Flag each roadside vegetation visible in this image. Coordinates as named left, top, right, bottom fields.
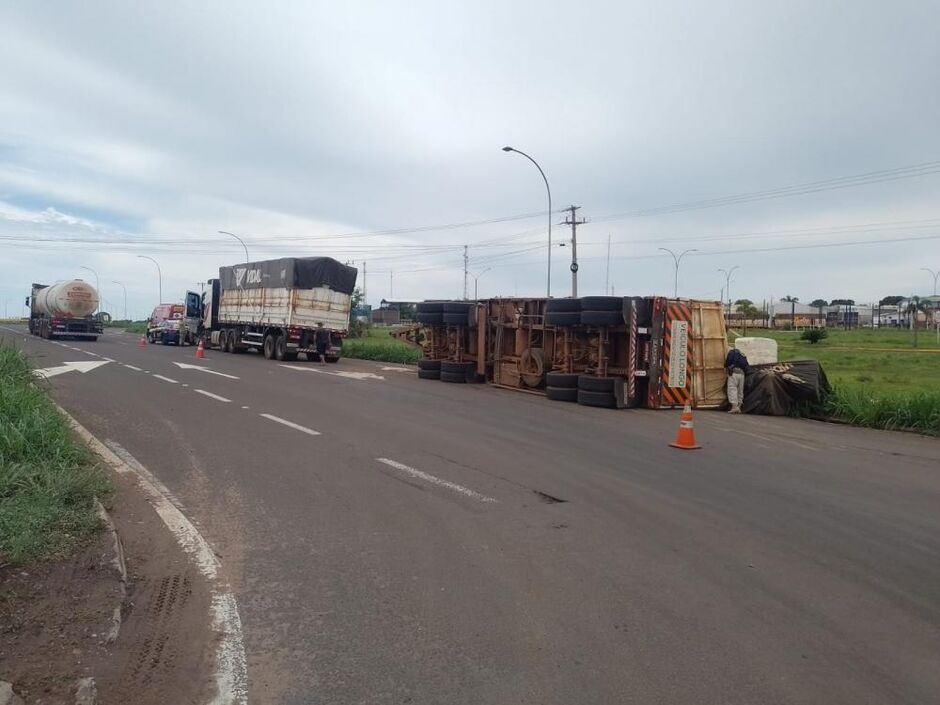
left=342, top=326, right=421, bottom=364
left=0, top=346, right=111, bottom=565
left=731, top=328, right=940, bottom=435
left=106, top=319, right=148, bottom=334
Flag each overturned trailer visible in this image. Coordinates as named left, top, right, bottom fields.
left=406, top=295, right=728, bottom=410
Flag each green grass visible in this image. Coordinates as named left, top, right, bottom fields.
left=342, top=327, right=422, bottom=364
left=730, top=328, right=940, bottom=435
left=107, top=319, right=148, bottom=334
left=0, top=346, right=111, bottom=565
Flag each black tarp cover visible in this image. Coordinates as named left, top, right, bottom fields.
left=742, top=360, right=831, bottom=415
left=218, top=257, right=358, bottom=294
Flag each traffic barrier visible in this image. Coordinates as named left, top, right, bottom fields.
left=669, top=403, right=701, bottom=450
left=138, top=334, right=146, bottom=347
left=195, top=340, right=205, bottom=359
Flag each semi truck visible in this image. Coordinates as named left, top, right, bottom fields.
left=193, top=256, right=357, bottom=361
left=27, top=280, right=103, bottom=341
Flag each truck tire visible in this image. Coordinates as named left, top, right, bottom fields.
left=545, top=372, right=579, bottom=388
left=89, top=336, right=98, bottom=342
left=545, top=386, right=578, bottom=402
left=417, top=359, right=441, bottom=371
left=579, top=296, right=622, bottom=311
left=325, top=356, right=339, bottom=363
left=544, top=311, right=581, bottom=327
left=440, top=370, right=468, bottom=383
left=441, top=360, right=474, bottom=374
left=577, top=389, right=618, bottom=408
left=577, top=375, right=618, bottom=393
left=545, top=298, right=581, bottom=313
left=263, top=334, right=276, bottom=360
left=416, top=302, right=444, bottom=314
left=580, top=310, right=623, bottom=326
left=274, top=334, right=288, bottom=361
left=227, top=329, right=238, bottom=353
left=416, top=312, right=444, bottom=325
left=443, top=302, right=473, bottom=314
left=418, top=368, right=441, bottom=380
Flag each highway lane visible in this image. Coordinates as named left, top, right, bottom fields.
left=4, top=325, right=940, bottom=704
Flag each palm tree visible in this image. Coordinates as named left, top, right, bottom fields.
left=782, top=295, right=799, bottom=330
left=906, top=296, right=929, bottom=347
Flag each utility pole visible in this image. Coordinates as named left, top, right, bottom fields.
left=389, top=271, right=394, bottom=299
left=563, top=205, right=585, bottom=297
left=605, top=233, right=611, bottom=295
left=362, top=261, right=367, bottom=305
left=463, top=245, right=469, bottom=300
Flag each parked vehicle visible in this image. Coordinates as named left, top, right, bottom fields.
left=27, top=280, right=103, bottom=340
left=193, top=257, right=357, bottom=361
left=147, top=304, right=186, bottom=345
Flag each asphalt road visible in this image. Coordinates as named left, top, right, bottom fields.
left=5, top=325, right=940, bottom=704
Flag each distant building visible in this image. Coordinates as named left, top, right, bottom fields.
left=770, top=300, right=825, bottom=328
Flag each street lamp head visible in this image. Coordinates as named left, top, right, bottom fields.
left=502, top=146, right=514, bottom=152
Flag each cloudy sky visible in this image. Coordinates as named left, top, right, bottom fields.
left=2, top=1, right=938, bottom=318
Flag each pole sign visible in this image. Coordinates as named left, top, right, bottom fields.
left=668, top=320, right=689, bottom=388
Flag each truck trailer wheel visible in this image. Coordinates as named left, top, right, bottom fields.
left=544, top=311, right=581, bottom=327
left=263, top=334, right=276, bottom=360
left=546, top=372, right=579, bottom=388
left=577, top=389, right=618, bottom=408
left=274, top=335, right=289, bottom=361
left=579, top=296, right=622, bottom=311
left=418, top=368, right=441, bottom=380
left=580, top=310, right=623, bottom=326
left=545, top=386, right=578, bottom=402
left=577, top=376, right=619, bottom=393
left=417, top=359, right=441, bottom=371
left=440, top=370, right=468, bottom=383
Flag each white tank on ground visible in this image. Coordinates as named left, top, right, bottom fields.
left=734, top=336, right=778, bottom=365
left=34, top=280, right=99, bottom=318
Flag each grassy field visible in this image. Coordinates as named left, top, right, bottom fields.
left=0, top=346, right=111, bottom=564
left=730, top=327, right=940, bottom=435
left=341, top=326, right=422, bottom=364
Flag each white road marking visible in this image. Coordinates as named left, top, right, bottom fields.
left=173, top=362, right=240, bottom=380
left=82, top=349, right=98, bottom=357
left=55, top=410, right=248, bottom=704
left=241, top=405, right=249, bottom=409
left=152, top=374, right=179, bottom=384
left=33, top=360, right=110, bottom=379
left=280, top=364, right=385, bottom=381
left=259, top=413, right=321, bottom=436
left=182, top=383, right=189, bottom=387
left=376, top=458, right=498, bottom=503
left=101, top=356, right=116, bottom=362
left=123, top=364, right=143, bottom=371
left=195, top=389, right=232, bottom=403
left=380, top=366, right=413, bottom=372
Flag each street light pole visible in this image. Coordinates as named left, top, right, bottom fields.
left=718, top=265, right=740, bottom=324
left=79, top=266, right=100, bottom=294
left=659, top=248, right=698, bottom=298
left=137, top=255, right=163, bottom=303
left=218, top=230, right=250, bottom=263
left=921, top=267, right=939, bottom=296
left=112, top=280, right=127, bottom=320
left=471, top=268, right=491, bottom=300
left=503, top=146, right=552, bottom=297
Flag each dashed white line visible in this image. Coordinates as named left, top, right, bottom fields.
left=241, top=405, right=249, bottom=410
left=123, top=364, right=143, bottom=371
left=152, top=374, right=179, bottom=384
left=259, top=413, right=320, bottom=436
left=195, top=389, right=232, bottom=403
left=376, top=458, right=498, bottom=503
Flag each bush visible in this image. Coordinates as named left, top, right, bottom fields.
left=800, top=328, right=829, bottom=344
left=0, top=346, right=111, bottom=564
left=823, top=387, right=940, bottom=436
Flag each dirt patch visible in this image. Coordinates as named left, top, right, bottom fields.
left=0, top=471, right=218, bottom=704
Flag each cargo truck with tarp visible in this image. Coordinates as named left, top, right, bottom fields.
left=27, top=280, right=103, bottom=341
left=194, top=256, right=358, bottom=361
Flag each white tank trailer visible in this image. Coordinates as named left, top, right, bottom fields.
left=28, top=279, right=103, bottom=340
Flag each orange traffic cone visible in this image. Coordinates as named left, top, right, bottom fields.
left=138, top=334, right=146, bottom=347
left=669, top=403, right=701, bottom=450
left=195, top=340, right=205, bottom=359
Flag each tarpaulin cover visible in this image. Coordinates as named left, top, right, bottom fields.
left=742, top=360, right=831, bottom=415
left=218, top=257, right=358, bottom=294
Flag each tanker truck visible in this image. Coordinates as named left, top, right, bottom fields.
left=27, top=280, right=103, bottom=341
